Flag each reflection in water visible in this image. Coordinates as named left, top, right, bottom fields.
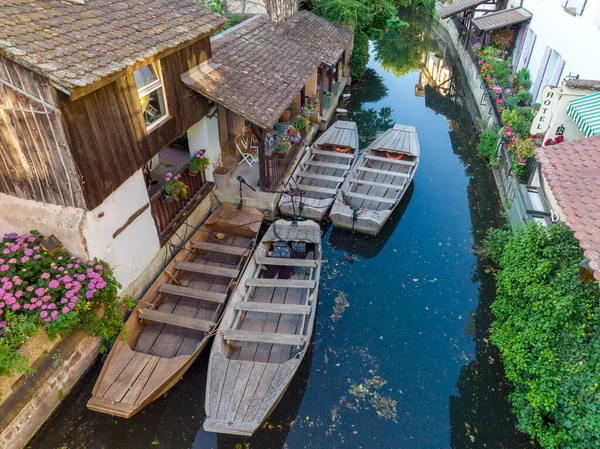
left=328, top=183, right=414, bottom=260
left=26, top=10, right=535, bottom=449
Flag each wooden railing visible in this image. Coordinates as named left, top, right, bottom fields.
left=149, top=162, right=214, bottom=245
left=261, top=131, right=305, bottom=192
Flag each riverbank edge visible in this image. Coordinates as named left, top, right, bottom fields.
left=438, top=17, right=520, bottom=218
left=0, top=194, right=215, bottom=449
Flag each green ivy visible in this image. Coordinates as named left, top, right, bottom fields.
left=476, top=123, right=500, bottom=163
left=486, top=223, right=600, bottom=449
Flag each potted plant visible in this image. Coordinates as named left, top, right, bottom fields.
left=280, top=108, right=292, bottom=122
left=163, top=173, right=188, bottom=202
left=212, top=155, right=236, bottom=190
left=332, top=81, right=341, bottom=96
left=513, top=137, right=536, bottom=165
left=188, top=149, right=210, bottom=176
left=293, top=114, right=310, bottom=133
left=306, top=95, right=319, bottom=111
left=322, top=92, right=334, bottom=110
left=277, top=137, right=292, bottom=156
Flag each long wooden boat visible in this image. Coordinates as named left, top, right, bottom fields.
left=204, top=219, right=322, bottom=436
left=279, top=121, right=359, bottom=221
left=330, top=124, right=420, bottom=235
left=87, top=204, right=263, bottom=418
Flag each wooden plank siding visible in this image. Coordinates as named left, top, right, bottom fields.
left=0, top=56, right=86, bottom=208
left=217, top=104, right=245, bottom=161
left=57, top=38, right=214, bottom=209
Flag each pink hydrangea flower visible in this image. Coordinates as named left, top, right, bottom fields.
left=26, top=286, right=34, bottom=292
left=35, top=287, right=45, bottom=296
left=20, top=256, right=29, bottom=263
left=41, top=273, right=50, bottom=279
left=7, top=258, right=16, bottom=264
left=51, top=311, right=58, bottom=320
left=62, top=306, right=70, bottom=314
left=34, top=255, right=41, bottom=260
left=11, top=303, right=20, bottom=310
left=0, top=265, right=8, bottom=272
left=48, top=280, right=60, bottom=289
left=2, top=282, right=12, bottom=290
left=40, top=310, right=48, bottom=318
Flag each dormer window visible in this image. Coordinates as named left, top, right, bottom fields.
left=134, top=61, right=169, bottom=131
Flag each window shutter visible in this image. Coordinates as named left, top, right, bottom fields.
left=523, top=32, right=537, bottom=70
left=551, top=57, right=566, bottom=86
left=575, top=0, right=587, bottom=15
left=513, top=25, right=528, bottom=65
left=532, top=47, right=552, bottom=101
left=560, top=0, right=568, bottom=6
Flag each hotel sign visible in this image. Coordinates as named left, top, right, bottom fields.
left=530, top=86, right=561, bottom=135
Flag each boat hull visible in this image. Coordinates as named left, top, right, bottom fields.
left=87, top=204, right=263, bottom=418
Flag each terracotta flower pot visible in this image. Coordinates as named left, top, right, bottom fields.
left=280, top=110, right=292, bottom=122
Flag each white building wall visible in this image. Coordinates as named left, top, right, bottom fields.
left=187, top=115, right=221, bottom=182
left=519, top=0, right=600, bottom=99
left=82, top=170, right=160, bottom=290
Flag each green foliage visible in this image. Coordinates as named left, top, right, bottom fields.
left=490, top=57, right=513, bottom=89
left=205, top=0, right=244, bottom=30
left=0, top=313, right=39, bottom=376
left=482, top=227, right=511, bottom=265
left=515, top=68, right=532, bottom=90
left=515, top=89, right=533, bottom=106
left=313, top=1, right=435, bottom=79
left=502, top=108, right=534, bottom=137
left=488, top=223, right=600, bottom=449
left=476, top=123, right=499, bottom=162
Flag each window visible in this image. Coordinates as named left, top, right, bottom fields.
left=134, top=61, right=168, bottom=131
left=560, top=0, right=587, bottom=16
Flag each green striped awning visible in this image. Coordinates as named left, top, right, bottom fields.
left=567, top=92, right=600, bottom=137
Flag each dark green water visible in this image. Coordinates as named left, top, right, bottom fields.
left=27, top=13, right=535, bottom=449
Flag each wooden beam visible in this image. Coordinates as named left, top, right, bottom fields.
left=175, top=262, right=240, bottom=278
left=158, top=284, right=227, bottom=303
left=222, top=329, right=307, bottom=346
left=245, top=278, right=316, bottom=288
left=296, top=171, right=344, bottom=183
left=357, top=167, right=410, bottom=178
left=365, top=154, right=416, bottom=165
left=311, top=148, right=355, bottom=159
left=297, top=184, right=337, bottom=195
left=235, top=302, right=311, bottom=315
left=139, top=309, right=215, bottom=332
left=350, top=178, right=402, bottom=189
left=192, top=241, right=248, bottom=256
left=305, top=160, right=349, bottom=170
left=344, top=191, right=396, bottom=204
left=256, top=257, right=317, bottom=267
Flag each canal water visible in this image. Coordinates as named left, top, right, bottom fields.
left=27, top=11, right=536, bottom=449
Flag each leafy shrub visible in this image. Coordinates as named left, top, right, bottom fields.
left=501, top=108, right=534, bottom=137
left=515, top=89, right=533, bottom=106
left=482, top=227, right=510, bottom=265
left=488, top=223, right=600, bottom=449
left=0, top=232, right=124, bottom=376
left=515, top=68, right=532, bottom=90
left=476, top=123, right=500, bottom=162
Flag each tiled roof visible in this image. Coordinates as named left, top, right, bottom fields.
left=182, top=15, right=323, bottom=129
left=566, top=79, right=600, bottom=91
left=280, top=10, right=353, bottom=67
left=0, top=0, right=226, bottom=95
left=535, top=136, right=600, bottom=280
left=438, top=0, right=490, bottom=19
left=472, top=7, right=532, bottom=31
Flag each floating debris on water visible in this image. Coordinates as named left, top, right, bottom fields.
left=330, top=292, right=349, bottom=325
left=345, top=369, right=398, bottom=423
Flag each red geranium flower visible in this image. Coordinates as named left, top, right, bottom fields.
left=544, top=139, right=553, bottom=146
left=554, top=135, right=565, bottom=143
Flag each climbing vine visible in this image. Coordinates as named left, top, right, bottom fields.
left=484, top=223, right=600, bottom=449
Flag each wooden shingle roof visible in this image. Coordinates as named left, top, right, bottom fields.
left=182, top=15, right=324, bottom=129
left=472, top=8, right=532, bottom=31
left=280, top=11, right=353, bottom=67
left=438, top=0, right=491, bottom=19
left=0, top=0, right=226, bottom=97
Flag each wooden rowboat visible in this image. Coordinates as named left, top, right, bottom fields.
left=87, top=204, right=263, bottom=418
left=204, top=219, right=322, bottom=436
left=279, top=121, right=359, bottom=221
left=330, top=124, right=420, bottom=235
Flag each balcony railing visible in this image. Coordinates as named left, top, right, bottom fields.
left=149, top=162, right=214, bottom=245
left=261, top=129, right=306, bottom=192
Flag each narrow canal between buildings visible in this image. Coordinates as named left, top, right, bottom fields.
left=28, top=10, right=536, bottom=449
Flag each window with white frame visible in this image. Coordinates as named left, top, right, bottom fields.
left=560, top=0, right=587, bottom=16
left=134, top=61, right=169, bottom=131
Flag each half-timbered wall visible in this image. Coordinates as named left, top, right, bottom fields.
left=58, top=38, right=213, bottom=209
left=0, top=56, right=86, bottom=208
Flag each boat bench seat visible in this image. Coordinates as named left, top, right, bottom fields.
left=235, top=302, right=311, bottom=315
left=139, top=309, right=215, bottom=332
left=222, top=329, right=307, bottom=347
left=246, top=278, right=316, bottom=288
left=256, top=257, right=317, bottom=267
left=159, top=284, right=227, bottom=303
left=192, top=241, right=249, bottom=256
left=175, top=262, right=240, bottom=278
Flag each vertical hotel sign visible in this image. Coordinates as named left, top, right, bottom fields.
left=530, top=85, right=561, bottom=135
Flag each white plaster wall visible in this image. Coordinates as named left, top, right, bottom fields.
left=188, top=115, right=221, bottom=182
left=82, top=170, right=160, bottom=290
left=520, top=0, right=600, bottom=83
left=543, top=85, right=591, bottom=142
left=0, top=193, right=87, bottom=258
